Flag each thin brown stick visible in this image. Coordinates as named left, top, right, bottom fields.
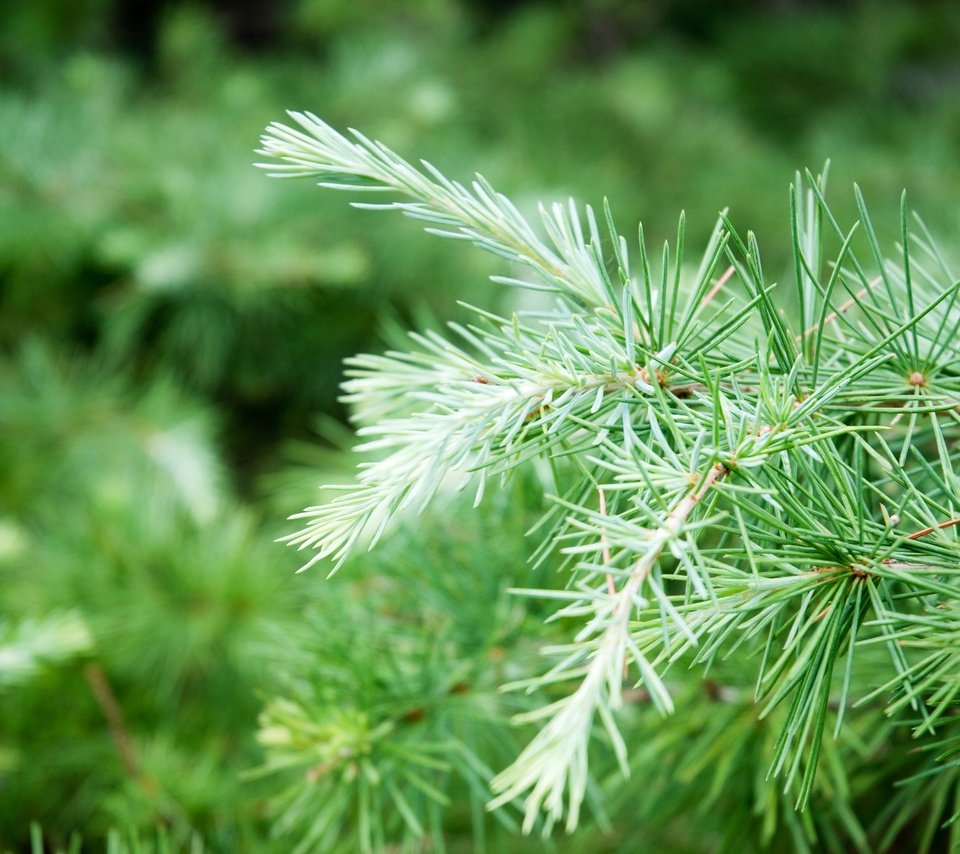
left=906, top=517, right=960, bottom=541
left=700, top=265, right=735, bottom=308
left=797, top=275, right=882, bottom=340
left=84, top=662, right=140, bottom=778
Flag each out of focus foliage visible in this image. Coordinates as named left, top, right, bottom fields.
left=3, top=0, right=960, bottom=851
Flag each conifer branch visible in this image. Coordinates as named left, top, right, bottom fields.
left=488, top=460, right=729, bottom=832
left=259, top=116, right=960, bottom=836
left=258, top=111, right=613, bottom=308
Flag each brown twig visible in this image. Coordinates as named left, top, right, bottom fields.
left=797, top=275, right=883, bottom=340
left=700, top=265, right=735, bottom=308
left=906, top=517, right=960, bottom=541
left=84, top=662, right=141, bottom=778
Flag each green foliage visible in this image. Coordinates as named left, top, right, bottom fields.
left=0, top=612, right=91, bottom=689
left=258, top=113, right=960, bottom=849
left=254, top=485, right=549, bottom=852
left=5, top=2, right=960, bottom=852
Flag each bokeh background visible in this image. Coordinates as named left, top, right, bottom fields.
left=3, top=0, right=960, bottom=850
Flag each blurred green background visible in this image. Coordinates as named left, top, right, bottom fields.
left=3, top=0, right=960, bottom=850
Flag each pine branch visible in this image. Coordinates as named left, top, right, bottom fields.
left=258, top=117, right=960, bottom=838
left=258, top=111, right=615, bottom=308
left=0, top=612, right=91, bottom=688
left=488, top=460, right=729, bottom=832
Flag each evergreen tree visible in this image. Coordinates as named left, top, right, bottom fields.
left=251, top=111, right=960, bottom=851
